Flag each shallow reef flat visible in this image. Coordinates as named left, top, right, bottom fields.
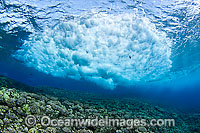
left=0, top=75, right=199, bottom=132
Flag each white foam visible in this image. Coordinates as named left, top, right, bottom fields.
left=15, top=13, right=172, bottom=89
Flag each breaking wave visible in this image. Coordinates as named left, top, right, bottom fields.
left=1, top=0, right=200, bottom=89
left=14, top=13, right=172, bottom=89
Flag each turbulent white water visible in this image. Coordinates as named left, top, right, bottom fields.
left=1, top=0, right=200, bottom=89
left=15, top=13, right=172, bottom=89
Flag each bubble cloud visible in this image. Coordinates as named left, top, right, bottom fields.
left=15, top=13, right=172, bottom=89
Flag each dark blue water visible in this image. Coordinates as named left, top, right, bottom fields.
left=0, top=0, right=200, bottom=112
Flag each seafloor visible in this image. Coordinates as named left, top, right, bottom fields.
left=0, top=75, right=199, bottom=132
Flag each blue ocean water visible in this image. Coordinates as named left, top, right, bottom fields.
left=0, top=0, right=200, bottom=112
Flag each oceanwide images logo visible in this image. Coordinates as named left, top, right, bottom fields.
left=25, top=115, right=37, bottom=127
left=25, top=115, right=175, bottom=128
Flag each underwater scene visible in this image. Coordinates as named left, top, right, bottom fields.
left=0, top=0, right=200, bottom=132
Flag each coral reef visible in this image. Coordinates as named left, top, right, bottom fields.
left=0, top=76, right=199, bottom=132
